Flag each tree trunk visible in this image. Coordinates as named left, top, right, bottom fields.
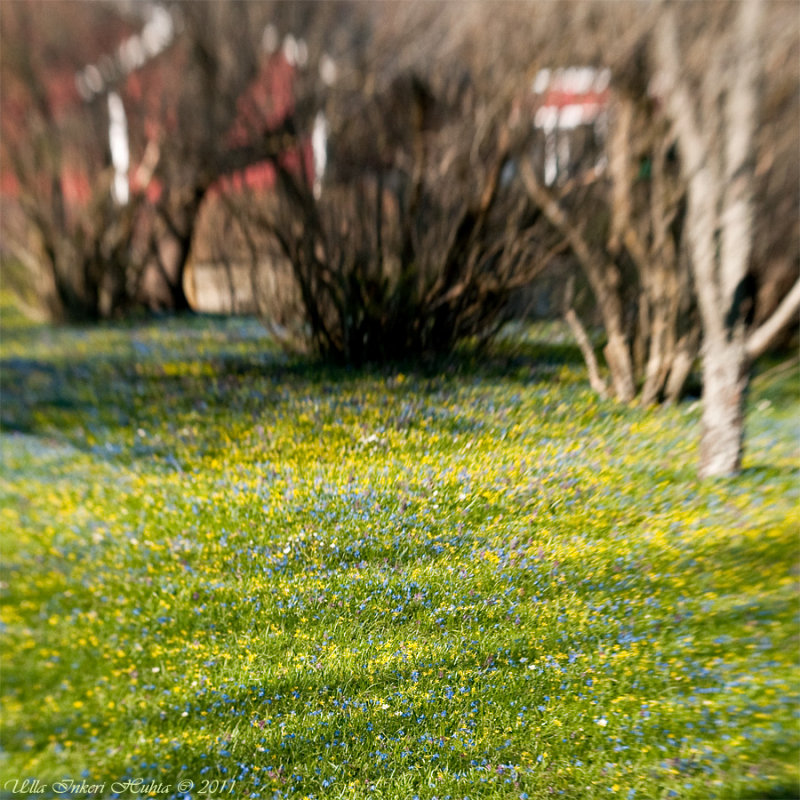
left=603, top=328, right=636, bottom=402
left=663, top=325, right=700, bottom=404
left=168, top=233, right=194, bottom=312
left=699, top=335, right=749, bottom=477
left=654, top=0, right=762, bottom=477
left=519, top=160, right=636, bottom=402
left=156, top=190, right=207, bottom=313
left=565, top=308, right=608, bottom=398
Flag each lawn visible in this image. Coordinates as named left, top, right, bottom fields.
left=1, top=301, right=798, bottom=800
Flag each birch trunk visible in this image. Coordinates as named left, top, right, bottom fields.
left=700, top=335, right=749, bottom=476
left=519, top=160, right=636, bottom=402
left=655, top=0, right=762, bottom=477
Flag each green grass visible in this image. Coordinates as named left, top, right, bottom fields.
left=1, top=301, right=798, bottom=800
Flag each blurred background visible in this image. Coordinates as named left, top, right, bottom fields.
left=1, top=6, right=798, bottom=789
left=1, top=0, right=797, bottom=373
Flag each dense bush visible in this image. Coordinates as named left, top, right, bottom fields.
left=238, top=73, right=555, bottom=366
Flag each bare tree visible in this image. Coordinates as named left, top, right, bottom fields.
left=511, top=29, right=698, bottom=407
left=140, top=0, right=284, bottom=311
left=219, top=3, right=559, bottom=365
left=0, top=0, right=153, bottom=321
left=457, top=1, right=797, bottom=476
left=654, top=0, right=800, bottom=476
left=1, top=0, right=325, bottom=317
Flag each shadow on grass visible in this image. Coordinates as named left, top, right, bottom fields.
left=739, top=464, right=800, bottom=483
left=0, top=315, right=590, bottom=447
left=738, top=788, right=800, bottom=800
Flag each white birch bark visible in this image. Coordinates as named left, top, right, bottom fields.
left=745, top=278, right=800, bottom=360
left=655, top=0, right=762, bottom=477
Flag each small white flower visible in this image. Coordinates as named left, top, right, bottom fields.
left=596, top=717, right=608, bottom=727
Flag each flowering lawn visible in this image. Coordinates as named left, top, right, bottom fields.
left=1, top=301, right=798, bottom=800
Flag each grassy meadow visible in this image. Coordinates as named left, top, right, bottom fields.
left=0, top=299, right=798, bottom=800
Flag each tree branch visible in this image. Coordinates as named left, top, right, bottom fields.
left=745, top=277, right=800, bottom=361
left=565, top=309, right=608, bottom=399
